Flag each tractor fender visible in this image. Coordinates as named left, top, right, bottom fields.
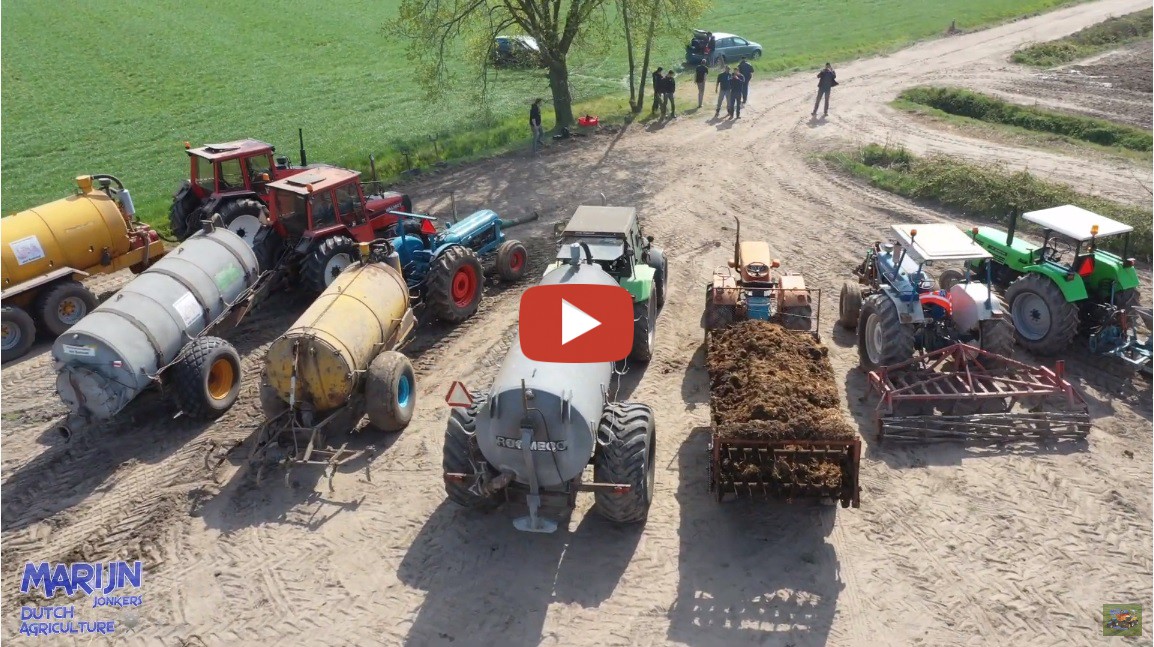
left=430, top=241, right=465, bottom=261
left=776, top=273, right=810, bottom=309
left=710, top=267, right=740, bottom=305
left=877, top=285, right=925, bottom=324
left=1024, top=265, right=1088, bottom=302
left=947, top=282, right=999, bottom=333
left=620, top=264, right=656, bottom=303
left=203, top=191, right=263, bottom=216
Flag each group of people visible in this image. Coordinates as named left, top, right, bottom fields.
left=650, top=67, right=680, bottom=117
left=704, top=57, right=755, bottom=119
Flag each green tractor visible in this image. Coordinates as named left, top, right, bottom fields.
left=959, top=205, right=1149, bottom=373
left=547, top=205, right=668, bottom=362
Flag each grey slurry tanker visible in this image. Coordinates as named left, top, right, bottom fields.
left=52, top=221, right=267, bottom=439
left=443, top=224, right=662, bottom=533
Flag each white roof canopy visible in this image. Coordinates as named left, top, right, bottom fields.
left=1023, top=205, right=1133, bottom=242
left=890, top=224, right=992, bottom=264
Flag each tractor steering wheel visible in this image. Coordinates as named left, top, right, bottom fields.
left=1045, top=239, right=1072, bottom=263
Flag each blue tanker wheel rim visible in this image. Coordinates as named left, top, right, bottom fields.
left=397, top=374, right=412, bottom=408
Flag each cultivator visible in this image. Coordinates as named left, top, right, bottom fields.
left=245, top=403, right=376, bottom=491
left=708, top=436, right=861, bottom=507
left=868, top=343, right=1091, bottom=443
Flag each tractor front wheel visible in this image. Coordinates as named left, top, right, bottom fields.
left=1, top=306, right=37, bottom=363
left=648, top=248, right=668, bottom=310
left=427, top=246, right=485, bottom=323
left=304, top=235, right=359, bottom=293
left=217, top=199, right=269, bottom=249
left=35, top=280, right=97, bottom=337
left=443, top=395, right=501, bottom=511
left=977, top=314, right=1015, bottom=369
left=630, top=298, right=655, bottom=362
left=593, top=402, right=656, bottom=524
left=1005, top=273, right=1079, bottom=355
left=495, top=239, right=528, bottom=282
left=170, top=336, right=242, bottom=420
left=857, top=293, right=916, bottom=369
left=838, top=281, right=862, bottom=330
left=365, top=351, right=416, bottom=432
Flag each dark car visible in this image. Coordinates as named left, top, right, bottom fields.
left=685, top=29, right=762, bottom=66
left=492, top=35, right=543, bottom=68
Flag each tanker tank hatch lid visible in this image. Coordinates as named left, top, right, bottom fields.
left=561, top=206, right=636, bottom=238
left=1023, top=204, right=1133, bottom=242
left=890, top=223, right=992, bottom=265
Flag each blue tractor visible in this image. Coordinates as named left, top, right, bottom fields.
left=384, top=208, right=533, bottom=323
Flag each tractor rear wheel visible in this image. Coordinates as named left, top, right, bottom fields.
left=702, top=286, right=734, bottom=332
left=648, top=248, right=668, bottom=310
left=1, top=306, right=36, bottom=363
left=938, top=269, right=966, bottom=291
left=365, top=351, right=416, bottom=432
left=593, top=402, right=656, bottom=524
left=443, top=395, right=501, bottom=510
left=168, top=191, right=200, bottom=240
left=1005, top=273, right=1079, bottom=355
left=217, top=199, right=269, bottom=249
left=780, top=305, right=813, bottom=331
left=977, top=310, right=1015, bottom=370
left=427, top=246, right=485, bottom=323
left=838, top=281, right=862, bottom=330
left=630, top=298, right=655, bottom=362
left=35, top=280, right=97, bottom=337
left=170, top=336, right=242, bottom=420
left=857, top=293, right=916, bottom=369
left=304, top=235, right=359, bottom=293
left=252, top=225, right=285, bottom=274
left=495, top=239, right=528, bottom=282
left=1116, top=288, right=1142, bottom=329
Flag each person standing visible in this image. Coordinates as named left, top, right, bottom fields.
left=738, top=57, right=754, bottom=104
left=694, top=59, right=709, bottom=108
left=812, top=62, right=837, bottom=117
left=651, top=67, right=665, bottom=113
left=714, top=65, right=732, bottom=119
left=728, top=68, right=744, bottom=118
left=664, top=70, right=677, bottom=117
left=529, top=98, right=544, bottom=154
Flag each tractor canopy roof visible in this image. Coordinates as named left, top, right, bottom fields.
left=186, top=139, right=275, bottom=161
left=1023, top=204, right=1133, bottom=242
left=562, top=206, right=636, bottom=239
left=267, top=165, right=361, bottom=196
left=891, top=223, right=992, bottom=265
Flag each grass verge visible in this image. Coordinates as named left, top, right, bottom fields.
left=1011, top=8, right=1152, bottom=66
left=824, top=143, right=1152, bottom=259
left=895, top=86, right=1152, bottom=152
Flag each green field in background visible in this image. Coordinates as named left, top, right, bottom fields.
left=1, top=0, right=1088, bottom=226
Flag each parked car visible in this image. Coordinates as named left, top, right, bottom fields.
left=685, top=30, right=762, bottom=66
left=492, top=35, right=543, bottom=68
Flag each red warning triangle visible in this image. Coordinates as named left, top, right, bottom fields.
left=445, top=381, right=474, bottom=408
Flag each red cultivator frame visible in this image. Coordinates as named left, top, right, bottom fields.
left=708, top=436, right=862, bottom=507
left=868, top=343, right=1091, bottom=443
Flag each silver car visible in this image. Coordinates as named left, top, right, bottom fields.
left=685, top=30, right=763, bottom=66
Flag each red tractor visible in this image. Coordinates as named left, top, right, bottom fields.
left=254, top=164, right=426, bottom=292
left=168, top=136, right=310, bottom=242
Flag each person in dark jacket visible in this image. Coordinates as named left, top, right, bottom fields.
left=529, top=98, right=544, bottom=153
left=737, top=57, right=754, bottom=104
left=651, top=67, right=665, bottom=113
left=714, top=66, right=732, bottom=118
left=812, top=62, right=837, bottom=116
left=695, top=59, right=709, bottom=108
left=664, top=70, right=677, bottom=117
left=728, top=69, right=744, bottom=118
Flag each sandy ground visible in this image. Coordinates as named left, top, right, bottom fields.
left=2, top=0, right=1152, bottom=645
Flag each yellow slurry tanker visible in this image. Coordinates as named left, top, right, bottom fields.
left=247, top=238, right=418, bottom=486
left=2, top=175, right=166, bottom=362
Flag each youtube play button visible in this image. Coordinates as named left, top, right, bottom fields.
left=519, top=285, right=634, bottom=363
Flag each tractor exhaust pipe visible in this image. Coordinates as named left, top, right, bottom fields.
left=499, top=211, right=540, bottom=229
left=56, top=424, right=72, bottom=442
left=1006, top=207, right=1019, bottom=246
left=299, top=128, right=307, bottom=166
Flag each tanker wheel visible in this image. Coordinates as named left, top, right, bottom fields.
left=171, top=336, right=242, bottom=420
left=1005, top=273, right=1079, bottom=356
left=304, top=235, right=359, bottom=293
left=857, top=293, right=915, bottom=370
left=365, top=351, right=416, bottom=432
left=648, top=248, right=668, bottom=310
left=35, top=280, right=97, bottom=337
left=593, top=402, right=656, bottom=524
left=217, top=198, right=269, bottom=249
left=494, top=239, right=528, bottom=282
left=443, top=395, right=501, bottom=511
left=838, top=281, right=862, bottom=330
left=427, top=246, right=485, bottom=324
left=1, top=306, right=36, bottom=363
left=629, top=298, right=655, bottom=363
left=780, top=305, right=813, bottom=331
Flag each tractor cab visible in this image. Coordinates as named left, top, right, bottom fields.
left=184, top=139, right=282, bottom=199
left=1019, top=205, right=1136, bottom=292
left=555, top=206, right=655, bottom=282
left=266, top=165, right=422, bottom=242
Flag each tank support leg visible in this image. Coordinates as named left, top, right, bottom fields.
left=512, top=427, right=558, bottom=534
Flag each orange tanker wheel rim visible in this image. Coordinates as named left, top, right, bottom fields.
left=207, top=358, right=236, bottom=400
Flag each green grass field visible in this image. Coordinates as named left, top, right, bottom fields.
left=1011, top=8, right=1152, bottom=66
left=1, top=0, right=1089, bottom=229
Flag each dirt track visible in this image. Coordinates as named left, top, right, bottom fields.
left=2, top=1, right=1151, bottom=645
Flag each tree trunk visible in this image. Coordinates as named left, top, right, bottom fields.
left=622, top=1, right=638, bottom=111
left=635, top=3, right=659, bottom=114
left=547, top=59, right=576, bottom=128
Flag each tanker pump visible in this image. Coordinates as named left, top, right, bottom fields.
left=2, top=175, right=166, bottom=362
left=239, top=237, right=419, bottom=490
left=441, top=242, right=658, bottom=533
